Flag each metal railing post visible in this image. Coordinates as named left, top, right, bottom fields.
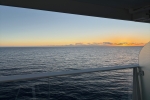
left=133, top=67, right=142, bottom=100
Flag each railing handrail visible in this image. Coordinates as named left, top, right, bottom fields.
left=0, top=65, right=138, bottom=83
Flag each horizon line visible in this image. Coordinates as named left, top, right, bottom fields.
left=0, top=45, right=144, bottom=48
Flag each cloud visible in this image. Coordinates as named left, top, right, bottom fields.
left=64, top=42, right=145, bottom=47
left=87, top=43, right=101, bottom=46
left=127, top=42, right=145, bottom=46
left=103, top=42, right=113, bottom=45
left=113, top=42, right=145, bottom=46
left=115, top=43, right=125, bottom=45
left=75, top=43, right=85, bottom=45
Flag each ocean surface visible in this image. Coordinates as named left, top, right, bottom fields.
left=0, top=46, right=142, bottom=100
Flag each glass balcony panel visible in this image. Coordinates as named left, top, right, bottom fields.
left=0, top=68, right=133, bottom=100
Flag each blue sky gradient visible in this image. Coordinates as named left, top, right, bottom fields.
left=0, top=5, right=150, bottom=46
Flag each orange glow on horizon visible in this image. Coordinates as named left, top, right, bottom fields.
left=0, top=41, right=147, bottom=47
left=0, top=35, right=149, bottom=47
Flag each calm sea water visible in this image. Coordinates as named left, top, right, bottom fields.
left=0, top=46, right=142, bottom=100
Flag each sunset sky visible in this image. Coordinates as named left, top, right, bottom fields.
left=0, top=5, right=150, bottom=47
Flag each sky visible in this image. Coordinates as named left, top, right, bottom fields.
left=0, top=5, right=150, bottom=47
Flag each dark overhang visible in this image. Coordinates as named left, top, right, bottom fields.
left=0, top=0, right=150, bottom=23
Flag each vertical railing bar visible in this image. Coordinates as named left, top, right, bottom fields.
left=36, top=82, right=40, bottom=99
left=15, top=86, right=21, bottom=100
left=37, top=81, right=40, bottom=92
left=133, top=67, right=141, bottom=100
left=48, top=77, right=50, bottom=99
left=137, top=67, right=143, bottom=100
left=32, top=85, right=36, bottom=100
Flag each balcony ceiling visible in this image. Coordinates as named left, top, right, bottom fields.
left=0, top=0, right=150, bottom=23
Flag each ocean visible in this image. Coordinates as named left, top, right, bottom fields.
left=0, top=46, right=142, bottom=100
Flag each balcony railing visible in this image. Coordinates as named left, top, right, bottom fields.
left=0, top=64, right=141, bottom=100
left=0, top=65, right=138, bottom=83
